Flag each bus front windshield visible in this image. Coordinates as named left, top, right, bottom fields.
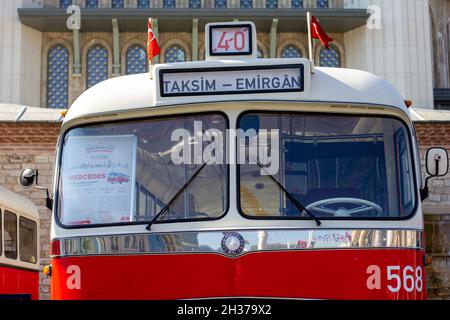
left=58, top=113, right=227, bottom=227
left=239, top=112, right=416, bottom=219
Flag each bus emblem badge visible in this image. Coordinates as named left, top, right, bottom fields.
left=221, top=232, right=245, bottom=256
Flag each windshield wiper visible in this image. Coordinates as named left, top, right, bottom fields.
left=146, top=162, right=208, bottom=231
left=256, top=162, right=321, bottom=226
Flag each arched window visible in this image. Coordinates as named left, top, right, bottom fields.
left=291, top=0, right=303, bottom=8
left=47, top=45, right=69, bottom=109
left=215, top=0, right=227, bottom=8
left=281, top=44, right=302, bottom=58
left=317, top=0, right=328, bottom=8
left=189, top=0, right=201, bottom=8
left=111, top=0, right=124, bottom=8
left=87, top=45, right=108, bottom=88
left=59, top=0, right=72, bottom=8
left=86, top=0, right=98, bottom=8
left=241, top=0, right=252, bottom=8
left=126, top=46, right=148, bottom=75
left=164, top=0, right=176, bottom=8
left=137, top=0, right=149, bottom=8
left=266, top=0, right=278, bottom=9
left=319, top=45, right=341, bottom=67
left=257, top=46, right=264, bottom=58
left=164, top=45, right=186, bottom=63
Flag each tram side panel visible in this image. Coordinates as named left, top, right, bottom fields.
left=0, top=265, right=39, bottom=300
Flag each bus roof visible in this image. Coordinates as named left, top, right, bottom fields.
left=65, top=62, right=409, bottom=124
left=0, top=186, right=40, bottom=219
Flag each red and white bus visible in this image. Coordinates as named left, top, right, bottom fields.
left=23, top=22, right=448, bottom=300
left=0, top=186, right=40, bottom=300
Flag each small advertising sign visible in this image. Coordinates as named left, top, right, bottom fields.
left=60, top=135, right=137, bottom=226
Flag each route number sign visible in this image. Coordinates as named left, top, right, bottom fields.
left=207, top=22, right=255, bottom=58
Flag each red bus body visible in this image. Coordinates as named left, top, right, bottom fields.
left=0, top=266, right=39, bottom=300
left=50, top=249, right=426, bottom=300
left=0, top=186, right=40, bottom=300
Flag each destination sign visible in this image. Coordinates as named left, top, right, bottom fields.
left=158, top=64, right=304, bottom=97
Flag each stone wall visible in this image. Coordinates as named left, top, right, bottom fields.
left=415, top=121, right=450, bottom=300
left=0, top=122, right=60, bottom=300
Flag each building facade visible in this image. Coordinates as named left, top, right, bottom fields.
left=1, top=0, right=445, bottom=110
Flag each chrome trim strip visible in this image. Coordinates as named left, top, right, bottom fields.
left=55, top=229, right=424, bottom=258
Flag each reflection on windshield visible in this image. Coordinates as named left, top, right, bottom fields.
left=59, top=114, right=227, bottom=226
left=239, top=113, right=416, bottom=219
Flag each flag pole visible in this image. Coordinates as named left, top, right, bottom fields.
left=148, top=18, right=153, bottom=80
left=149, top=60, right=153, bottom=79
left=307, top=11, right=315, bottom=73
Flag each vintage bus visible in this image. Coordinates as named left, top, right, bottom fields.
left=0, top=186, right=40, bottom=300
left=22, top=22, right=448, bottom=300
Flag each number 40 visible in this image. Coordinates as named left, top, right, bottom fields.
left=217, top=31, right=246, bottom=51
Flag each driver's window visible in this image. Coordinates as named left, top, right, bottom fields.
left=395, top=128, right=414, bottom=213
left=4, top=210, right=17, bottom=260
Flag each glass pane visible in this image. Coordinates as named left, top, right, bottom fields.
left=59, top=113, right=228, bottom=226
left=165, top=45, right=186, bottom=63
left=291, top=0, right=303, bottom=8
left=238, top=113, right=416, bottom=219
left=317, top=0, right=328, bottom=8
left=4, top=211, right=17, bottom=259
left=60, top=0, right=72, bottom=8
left=257, top=47, right=264, bottom=58
left=189, top=0, right=201, bottom=8
left=215, top=0, right=227, bottom=8
left=137, top=0, right=149, bottom=8
left=47, top=45, right=69, bottom=109
left=126, top=46, right=148, bottom=75
left=87, top=45, right=108, bottom=88
left=19, top=217, right=37, bottom=264
left=86, top=0, right=98, bottom=8
left=281, top=45, right=302, bottom=58
left=241, top=0, right=252, bottom=8
left=164, top=0, right=176, bottom=8
left=320, top=45, right=341, bottom=67
left=111, top=0, right=124, bottom=8
left=266, top=0, right=278, bottom=9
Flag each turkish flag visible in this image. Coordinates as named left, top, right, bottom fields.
left=147, top=18, right=160, bottom=61
left=311, top=16, right=333, bottom=49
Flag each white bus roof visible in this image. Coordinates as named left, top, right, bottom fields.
left=65, top=61, right=409, bottom=124
left=0, top=186, right=40, bottom=219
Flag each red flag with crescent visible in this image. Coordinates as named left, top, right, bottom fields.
left=311, top=16, right=333, bottom=49
left=147, top=18, right=160, bottom=61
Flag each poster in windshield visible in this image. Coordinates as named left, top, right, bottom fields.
left=60, top=135, right=137, bottom=226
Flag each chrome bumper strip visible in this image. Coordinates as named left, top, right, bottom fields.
left=54, top=229, right=423, bottom=258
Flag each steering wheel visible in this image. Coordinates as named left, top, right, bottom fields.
left=305, top=198, right=383, bottom=217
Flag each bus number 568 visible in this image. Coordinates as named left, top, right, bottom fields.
left=387, top=265, right=423, bottom=293
left=367, top=265, right=423, bottom=293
